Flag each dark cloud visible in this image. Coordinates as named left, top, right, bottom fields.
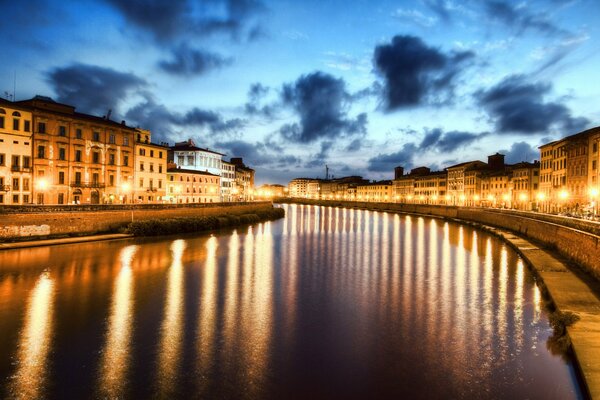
left=158, top=45, right=232, bottom=76
left=46, top=63, right=146, bottom=117
left=419, top=128, right=486, bottom=152
left=103, top=0, right=265, bottom=42
left=484, top=1, right=569, bottom=37
left=477, top=75, right=589, bottom=134
left=500, top=141, right=539, bottom=164
left=373, top=35, right=474, bottom=110
left=305, top=141, right=334, bottom=168
left=125, top=96, right=245, bottom=143
left=345, top=138, right=362, bottom=152
left=367, top=143, right=417, bottom=172
left=214, top=139, right=299, bottom=168
left=244, top=83, right=278, bottom=118
left=280, top=71, right=367, bottom=143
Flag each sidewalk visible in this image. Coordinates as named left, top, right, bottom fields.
left=0, top=233, right=133, bottom=250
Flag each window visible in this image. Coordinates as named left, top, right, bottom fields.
left=24, top=120, right=30, bottom=132
left=149, top=179, right=154, bottom=188
left=150, top=163, right=154, bottom=172
left=76, top=128, right=82, bottom=139
left=59, top=148, right=66, bottom=160
left=594, top=143, right=598, bottom=153
left=93, top=131, right=100, bottom=141
left=139, top=148, right=146, bottom=156
left=593, top=160, right=597, bottom=170
left=109, top=175, right=114, bottom=186
left=23, top=156, right=30, bottom=168
left=59, top=126, right=67, bottom=136
left=159, top=165, right=163, bottom=173
left=13, top=118, right=20, bottom=131
left=58, top=193, right=64, bottom=205
left=23, top=178, right=29, bottom=191
left=124, top=155, right=129, bottom=166
left=75, top=150, right=82, bottom=162
left=37, top=145, right=45, bottom=159
left=0, top=113, right=4, bottom=128
left=178, top=156, right=184, bottom=165
left=0, top=153, right=4, bottom=165
left=140, top=162, right=144, bottom=171
left=37, top=193, right=44, bottom=205
left=123, top=136, right=129, bottom=146
left=139, top=178, right=144, bottom=188
left=150, top=150, right=154, bottom=157
left=58, top=171, right=65, bottom=185
left=75, top=172, right=82, bottom=184
left=158, top=180, right=162, bottom=189
left=159, top=151, right=163, bottom=158
left=11, top=155, right=19, bottom=170
left=23, top=194, right=29, bottom=203
left=109, top=134, right=116, bottom=144
left=38, top=122, right=46, bottom=133
left=92, top=152, right=100, bottom=163
left=109, top=153, right=115, bottom=165
left=13, top=194, right=19, bottom=203
left=92, top=173, right=99, bottom=185
left=13, top=178, right=19, bottom=191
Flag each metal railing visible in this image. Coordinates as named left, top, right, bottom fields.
left=70, top=181, right=106, bottom=189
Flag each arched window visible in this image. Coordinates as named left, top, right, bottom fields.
left=12, top=111, right=21, bottom=116
left=0, top=108, right=6, bottom=114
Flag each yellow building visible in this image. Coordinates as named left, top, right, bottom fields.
left=0, top=99, right=33, bottom=204
left=357, top=180, right=393, bottom=202
left=509, top=161, right=540, bottom=210
left=166, top=167, right=220, bottom=203
left=133, top=129, right=168, bottom=203
left=16, top=96, right=136, bottom=205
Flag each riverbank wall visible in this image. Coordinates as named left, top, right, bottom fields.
left=277, top=199, right=600, bottom=282
left=0, top=202, right=275, bottom=241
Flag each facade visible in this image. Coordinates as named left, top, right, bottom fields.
left=133, top=129, right=168, bottom=203
left=231, top=158, right=255, bottom=201
left=288, top=178, right=313, bottom=197
left=221, top=160, right=236, bottom=202
left=256, top=184, right=286, bottom=198
left=481, top=172, right=511, bottom=208
left=17, top=96, right=135, bottom=205
left=170, top=140, right=224, bottom=176
left=166, top=167, right=220, bottom=203
left=413, top=171, right=447, bottom=203
left=509, top=161, right=540, bottom=210
left=356, top=181, right=393, bottom=202
left=446, top=161, right=485, bottom=206
left=0, top=100, right=33, bottom=204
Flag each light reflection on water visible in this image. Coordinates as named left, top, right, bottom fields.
left=0, top=204, right=584, bottom=399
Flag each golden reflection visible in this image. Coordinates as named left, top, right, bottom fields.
left=402, top=216, right=413, bottom=316
left=197, top=236, right=219, bottom=389
left=498, top=246, right=509, bottom=358
left=415, top=217, right=425, bottom=318
left=391, top=214, right=401, bottom=314
left=514, top=259, right=525, bottom=349
left=483, top=238, right=494, bottom=341
left=98, top=245, right=138, bottom=399
left=10, top=272, right=55, bottom=400
left=223, top=231, right=241, bottom=374
left=156, top=240, right=186, bottom=397
left=426, top=219, right=439, bottom=340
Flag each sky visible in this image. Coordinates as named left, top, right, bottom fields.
left=1, top=0, right=599, bottom=185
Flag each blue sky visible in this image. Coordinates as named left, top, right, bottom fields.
left=1, top=0, right=599, bottom=184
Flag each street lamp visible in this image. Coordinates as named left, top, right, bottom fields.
left=589, top=187, right=598, bottom=215
left=121, top=182, right=131, bottom=204
left=36, top=178, right=48, bottom=204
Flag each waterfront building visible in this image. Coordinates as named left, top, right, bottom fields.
left=231, top=158, right=255, bottom=201
left=539, top=138, right=567, bottom=212
left=307, top=180, right=321, bottom=198
left=170, top=139, right=224, bottom=176
left=166, top=166, right=220, bottom=203
left=17, top=96, right=135, bottom=205
left=0, top=99, right=33, bottom=204
left=446, top=160, right=487, bottom=206
left=288, top=178, right=314, bottom=198
left=509, top=161, right=540, bottom=210
left=256, top=184, right=286, bottom=198
left=481, top=171, right=511, bottom=208
left=133, top=129, right=168, bottom=203
left=356, top=180, right=393, bottom=202
left=318, top=176, right=368, bottom=200
left=221, top=160, right=236, bottom=202
left=413, top=171, right=447, bottom=204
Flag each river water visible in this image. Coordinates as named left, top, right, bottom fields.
left=0, top=204, right=584, bottom=399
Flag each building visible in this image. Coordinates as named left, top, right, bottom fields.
left=481, top=171, right=511, bottom=208
left=256, top=184, right=286, bottom=198
left=0, top=99, right=33, bottom=204
left=357, top=180, right=393, bottom=202
left=288, top=178, right=314, bottom=198
left=170, top=139, right=224, bottom=176
left=221, top=160, right=236, bottom=202
left=231, top=158, right=255, bottom=201
left=166, top=166, right=220, bottom=203
left=509, top=161, right=540, bottom=210
left=413, top=171, right=447, bottom=204
left=133, top=129, right=168, bottom=203
left=446, top=160, right=488, bottom=206
left=17, top=96, right=136, bottom=205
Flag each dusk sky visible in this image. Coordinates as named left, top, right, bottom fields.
left=2, top=0, right=599, bottom=184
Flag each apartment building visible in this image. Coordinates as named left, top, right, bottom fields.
left=357, top=180, right=393, bottom=202
left=166, top=167, right=220, bottom=203
left=133, top=129, right=168, bottom=203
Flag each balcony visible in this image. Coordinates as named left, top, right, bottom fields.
left=0, top=185, right=10, bottom=192
left=10, top=166, right=32, bottom=173
left=146, top=187, right=158, bottom=192
left=70, top=181, right=106, bottom=189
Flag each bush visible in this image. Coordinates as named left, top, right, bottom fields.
left=126, top=207, right=285, bottom=236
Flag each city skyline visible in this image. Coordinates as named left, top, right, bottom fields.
left=2, top=0, right=599, bottom=185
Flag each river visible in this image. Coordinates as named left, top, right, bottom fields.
left=0, top=204, right=584, bottom=399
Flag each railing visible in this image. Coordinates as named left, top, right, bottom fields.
left=70, top=181, right=106, bottom=189
left=0, top=185, right=11, bottom=192
left=10, top=166, right=32, bottom=172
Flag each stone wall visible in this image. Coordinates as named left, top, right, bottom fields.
left=0, top=202, right=274, bottom=241
left=279, top=199, right=600, bottom=281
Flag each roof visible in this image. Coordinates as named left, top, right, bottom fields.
left=445, top=160, right=486, bottom=170
left=135, top=141, right=170, bottom=149
left=167, top=167, right=219, bottom=177
left=170, top=143, right=225, bottom=156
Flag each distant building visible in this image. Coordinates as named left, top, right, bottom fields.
left=446, top=160, right=487, bottom=206
left=231, top=158, right=255, bottom=201
left=166, top=166, right=220, bottom=204
left=256, top=184, right=286, bottom=198
left=0, top=99, right=33, bottom=204
left=288, top=178, right=314, bottom=198
left=356, top=180, right=393, bottom=202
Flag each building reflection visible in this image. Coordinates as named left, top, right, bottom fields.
left=156, top=240, right=186, bottom=397
left=98, top=245, right=137, bottom=399
left=9, top=271, right=54, bottom=400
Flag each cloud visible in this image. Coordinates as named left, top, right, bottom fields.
left=419, top=128, right=486, bottom=152
left=215, top=139, right=301, bottom=168
left=125, top=96, right=245, bottom=142
left=103, top=0, right=265, bottom=42
left=500, top=141, right=539, bottom=164
left=373, top=35, right=474, bottom=110
left=476, top=74, right=589, bottom=134
left=244, top=83, right=278, bottom=118
left=483, top=1, right=569, bottom=37
left=422, top=0, right=453, bottom=22
left=280, top=71, right=367, bottom=143
left=158, top=45, right=232, bottom=76
left=46, top=63, right=146, bottom=117
left=391, top=8, right=437, bottom=28
left=367, top=143, right=418, bottom=172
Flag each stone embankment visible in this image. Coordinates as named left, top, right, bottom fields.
left=0, top=202, right=276, bottom=241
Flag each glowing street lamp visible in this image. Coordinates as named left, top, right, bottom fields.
left=121, top=182, right=131, bottom=204
left=590, top=187, right=599, bottom=215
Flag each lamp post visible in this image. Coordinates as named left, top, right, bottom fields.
left=590, top=187, right=599, bottom=216
left=121, top=182, right=131, bottom=204
left=36, top=178, right=48, bottom=205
